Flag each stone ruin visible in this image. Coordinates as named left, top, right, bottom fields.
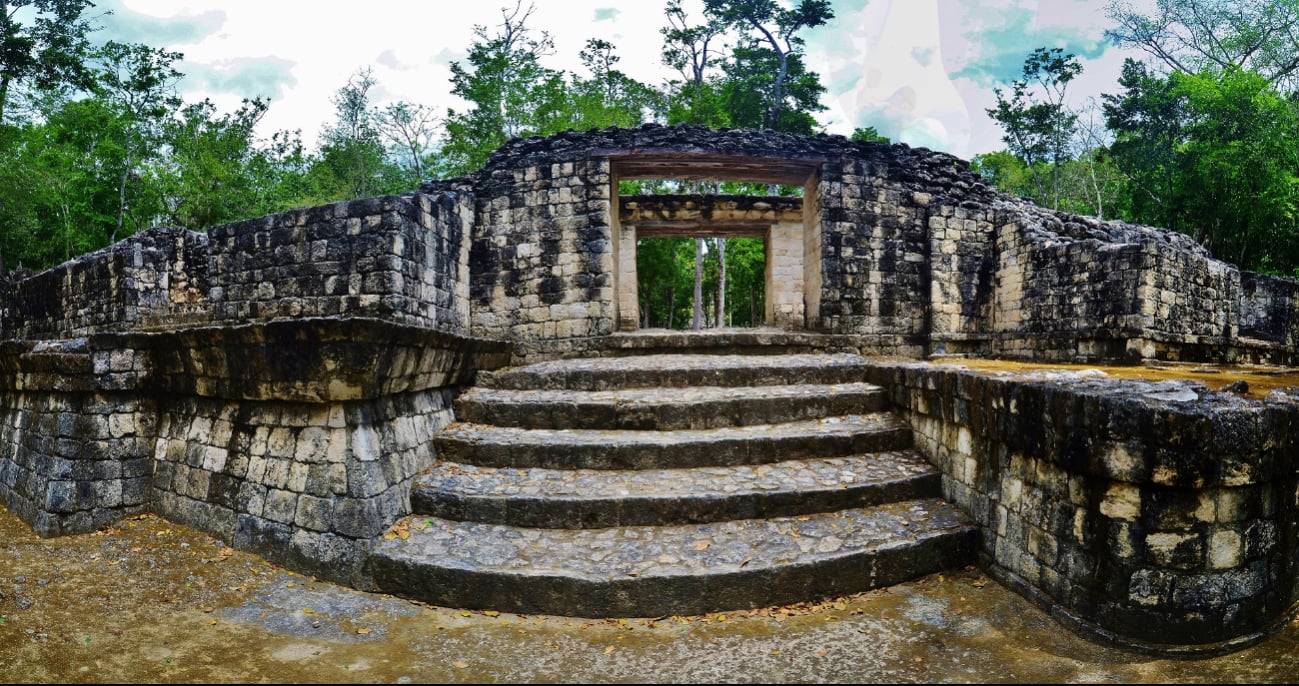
left=2, top=124, right=1298, bottom=654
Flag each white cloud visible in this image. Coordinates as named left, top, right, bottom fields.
left=103, top=0, right=1141, bottom=159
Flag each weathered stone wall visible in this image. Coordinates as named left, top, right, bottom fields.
left=816, top=156, right=931, bottom=355
left=420, top=123, right=1299, bottom=364
left=1240, top=272, right=1299, bottom=347
left=869, top=361, right=1299, bottom=651
left=0, top=187, right=501, bottom=585
left=208, top=193, right=472, bottom=334
left=0, top=321, right=508, bottom=585
left=1, top=228, right=210, bottom=339
left=457, top=158, right=615, bottom=349
left=926, top=199, right=996, bottom=352
left=0, top=340, right=153, bottom=537
left=151, top=387, right=456, bottom=584
left=992, top=217, right=1149, bottom=360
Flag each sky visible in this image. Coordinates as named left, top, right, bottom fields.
left=90, top=0, right=1143, bottom=161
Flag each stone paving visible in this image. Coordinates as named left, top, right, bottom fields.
left=411, top=451, right=941, bottom=528
left=454, top=381, right=888, bottom=430
left=436, top=413, right=912, bottom=470
left=478, top=352, right=877, bottom=390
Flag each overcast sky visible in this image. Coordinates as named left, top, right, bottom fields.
left=93, top=0, right=1140, bottom=160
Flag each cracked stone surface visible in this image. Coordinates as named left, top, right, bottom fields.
left=412, top=451, right=940, bottom=528
left=479, top=353, right=876, bottom=391
left=435, top=413, right=911, bottom=470
left=371, top=499, right=977, bottom=617
left=454, top=382, right=888, bottom=430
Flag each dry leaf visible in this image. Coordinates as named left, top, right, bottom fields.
left=453, top=661, right=469, bottom=669
left=356, top=628, right=372, bottom=635
left=603, top=646, right=615, bottom=655
left=693, top=541, right=710, bottom=551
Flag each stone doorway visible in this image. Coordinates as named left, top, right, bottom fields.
left=608, top=155, right=823, bottom=332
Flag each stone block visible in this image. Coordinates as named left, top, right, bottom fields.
left=263, top=488, right=298, bottom=524
left=295, top=494, right=334, bottom=532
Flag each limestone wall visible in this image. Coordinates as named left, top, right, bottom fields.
left=208, top=193, right=473, bottom=334
left=0, top=191, right=501, bottom=585
left=869, top=361, right=1299, bottom=651
left=0, top=320, right=508, bottom=585
left=817, top=156, right=931, bottom=356
left=0, top=340, right=153, bottom=537
left=461, top=158, right=616, bottom=349
left=1, top=227, right=209, bottom=339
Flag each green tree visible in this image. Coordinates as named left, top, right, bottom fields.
left=92, top=40, right=182, bottom=244
left=661, top=0, right=729, bottom=127
left=159, top=97, right=309, bottom=230
left=1103, top=58, right=1191, bottom=232
left=375, top=100, right=439, bottom=185
left=440, top=1, right=570, bottom=175
left=986, top=47, right=1083, bottom=209
left=567, top=38, right=661, bottom=131
left=1106, top=0, right=1299, bottom=91
left=636, top=237, right=695, bottom=329
left=703, top=0, right=833, bottom=131
left=1172, top=68, right=1299, bottom=269
left=0, top=0, right=99, bottom=127
left=850, top=126, right=890, bottom=144
left=719, top=43, right=824, bottom=134
left=1105, top=61, right=1299, bottom=271
left=309, top=68, right=402, bottom=200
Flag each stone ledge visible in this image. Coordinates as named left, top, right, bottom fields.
left=101, top=317, right=511, bottom=402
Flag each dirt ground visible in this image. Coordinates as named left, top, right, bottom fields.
left=2, top=506, right=1299, bottom=683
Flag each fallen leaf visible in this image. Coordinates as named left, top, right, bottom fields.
left=693, top=541, right=710, bottom=551
left=303, top=608, right=315, bottom=615
left=603, top=646, right=615, bottom=654
left=483, top=610, right=500, bottom=618
left=453, top=661, right=469, bottom=669
left=356, top=628, right=372, bottom=635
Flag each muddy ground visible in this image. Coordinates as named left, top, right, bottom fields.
left=2, top=506, right=1298, bottom=683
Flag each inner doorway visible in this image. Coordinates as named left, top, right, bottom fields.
left=635, top=234, right=766, bottom=330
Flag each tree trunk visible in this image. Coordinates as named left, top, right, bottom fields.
left=749, top=284, right=757, bottom=327
left=715, top=238, right=726, bottom=328
left=692, top=237, right=704, bottom=330
left=667, top=288, right=675, bottom=329
left=0, top=73, right=10, bottom=128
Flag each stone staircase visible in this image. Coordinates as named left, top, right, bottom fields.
left=368, top=352, right=977, bottom=617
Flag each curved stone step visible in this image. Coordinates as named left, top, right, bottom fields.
left=369, top=499, right=979, bottom=618
left=434, top=413, right=911, bottom=470
left=477, top=353, right=874, bottom=391
left=412, top=451, right=941, bottom=528
left=453, top=382, right=888, bottom=430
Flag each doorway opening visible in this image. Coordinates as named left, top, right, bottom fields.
left=635, top=235, right=766, bottom=330
left=609, top=154, right=823, bottom=333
